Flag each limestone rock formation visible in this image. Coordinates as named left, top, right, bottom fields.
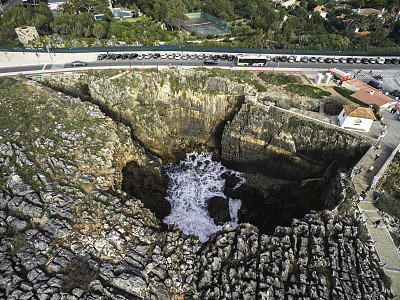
left=222, top=97, right=374, bottom=181
left=0, top=72, right=392, bottom=299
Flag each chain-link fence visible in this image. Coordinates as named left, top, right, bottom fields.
left=182, top=11, right=231, bottom=36
left=0, top=45, right=399, bottom=56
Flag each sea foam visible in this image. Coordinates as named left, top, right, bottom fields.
left=163, top=152, right=244, bottom=242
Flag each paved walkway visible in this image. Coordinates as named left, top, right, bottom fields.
left=353, top=143, right=400, bottom=297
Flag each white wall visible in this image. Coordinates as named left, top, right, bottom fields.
left=339, top=114, right=373, bottom=132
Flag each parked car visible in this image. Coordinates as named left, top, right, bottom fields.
left=353, top=57, right=361, bottom=63
left=266, top=55, right=271, bottom=61
left=221, top=54, right=228, bottom=60
left=212, top=54, right=221, bottom=60
left=288, top=56, right=295, bottom=63
left=384, top=58, right=391, bottom=64
left=369, top=58, right=376, bottom=64
left=324, top=57, right=332, bottom=63
left=161, top=53, right=168, bottom=59
left=309, top=57, right=316, bottom=62
left=129, top=53, right=138, bottom=59
left=389, top=89, right=400, bottom=97
left=295, top=56, right=301, bottom=62
left=227, top=55, right=235, bottom=61
left=190, top=54, right=197, bottom=59
left=153, top=53, right=161, bottom=58
left=144, top=53, right=153, bottom=59
left=168, top=53, right=175, bottom=59
left=333, top=57, right=339, bottom=63
left=204, top=59, right=218, bottom=65
left=346, top=57, right=354, bottom=64
left=175, top=53, right=182, bottom=60
left=198, top=53, right=205, bottom=60
left=367, top=80, right=383, bottom=91
left=280, top=56, right=288, bottom=62
left=376, top=57, right=385, bottom=64
left=71, top=61, right=87, bottom=67
left=339, top=57, right=347, bottom=63
left=391, top=58, right=399, bottom=64
left=137, top=54, right=144, bottom=60
left=97, top=54, right=107, bottom=60
left=182, top=54, right=190, bottom=60
left=317, top=57, right=324, bottom=63
left=273, top=56, right=280, bottom=62
left=361, top=58, right=369, bottom=64
left=301, top=56, right=308, bottom=63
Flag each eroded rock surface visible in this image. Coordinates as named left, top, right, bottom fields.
left=0, top=75, right=392, bottom=299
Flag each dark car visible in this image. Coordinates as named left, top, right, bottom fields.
left=367, top=80, right=383, bottom=91
left=120, top=53, right=129, bottom=59
left=346, top=57, right=354, bottom=64
left=390, top=89, right=400, bottom=97
left=128, top=53, right=138, bottom=59
left=324, top=57, right=332, bottom=63
left=204, top=59, right=218, bottom=65
left=391, top=58, right=400, bottom=64
left=361, top=58, right=369, bottom=64
left=309, top=57, right=316, bottom=62
left=106, top=53, right=113, bottom=59
left=212, top=54, right=221, bottom=60
left=97, top=54, right=107, bottom=60
left=384, top=58, right=391, bottom=64
left=153, top=53, right=161, bottom=58
left=227, top=55, right=235, bottom=61
left=280, top=56, right=288, bottom=62
left=273, top=56, right=280, bottom=62
left=221, top=54, right=228, bottom=60
left=71, top=61, right=87, bottom=67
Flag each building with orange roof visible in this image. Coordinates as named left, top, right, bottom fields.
left=314, top=6, right=328, bottom=18
left=342, top=79, right=395, bottom=108
left=352, top=8, right=384, bottom=17
left=338, top=105, right=376, bottom=132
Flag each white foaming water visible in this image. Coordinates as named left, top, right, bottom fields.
left=163, top=152, right=244, bottom=242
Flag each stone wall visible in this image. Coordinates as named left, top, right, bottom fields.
left=222, top=98, right=374, bottom=181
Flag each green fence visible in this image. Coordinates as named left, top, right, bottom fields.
left=0, top=45, right=399, bottom=56
left=183, top=11, right=231, bottom=36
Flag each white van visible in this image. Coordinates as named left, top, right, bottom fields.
left=295, top=56, right=301, bottom=62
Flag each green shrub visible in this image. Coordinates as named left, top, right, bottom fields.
left=258, top=72, right=302, bottom=85
left=333, top=87, right=368, bottom=107
left=285, top=84, right=332, bottom=99
left=324, top=96, right=348, bottom=115
left=375, top=192, right=400, bottom=220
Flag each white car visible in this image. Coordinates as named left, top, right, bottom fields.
left=161, top=53, right=168, bottom=59
left=175, top=53, right=182, bottom=60
left=144, top=53, right=152, bottom=59
left=71, top=61, right=87, bottom=67
left=288, top=56, right=294, bottom=63
left=190, top=54, right=197, bottom=59
left=182, top=54, right=190, bottom=60
left=198, top=53, right=205, bottom=59
left=333, top=57, right=339, bottom=63
left=137, top=54, right=144, bottom=60
left=369, top=58, right=376, bottom=64
left=317, top=57, right=324, bottom=63
left=168, top=53, right=175, bottom=59
left=377, top=57, right=385, bottom=64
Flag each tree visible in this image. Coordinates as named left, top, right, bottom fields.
left=1, top=5, right=32, bottom=28
left=93, top=22, right=106, bottom=39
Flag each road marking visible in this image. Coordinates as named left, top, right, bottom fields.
left=42, top=64, right=47, bottom=70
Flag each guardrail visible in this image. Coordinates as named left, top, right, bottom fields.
left=1, top=45, right=400, bottom=56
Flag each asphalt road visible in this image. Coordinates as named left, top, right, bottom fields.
left=1, top=57, right=400, bottom=75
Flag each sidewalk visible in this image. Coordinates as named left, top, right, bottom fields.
left=353, top=144, right=400, bottom=297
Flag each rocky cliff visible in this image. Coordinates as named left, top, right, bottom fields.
left=0, top=76, right=393, bottom=299
left=36, top=69, right=254, bottom=162
left=222, top=96, right=374, bottom=181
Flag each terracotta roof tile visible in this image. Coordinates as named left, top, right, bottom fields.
left=344, top=79, right=395, bottom=107
left=343, top=105, right=376, bottom=120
